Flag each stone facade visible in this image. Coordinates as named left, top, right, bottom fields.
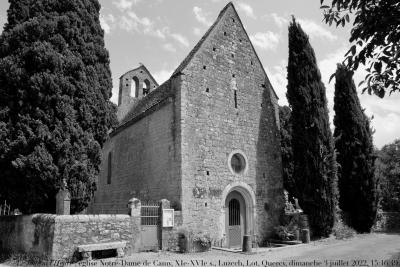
left=90, top=2, right=284, bottom=247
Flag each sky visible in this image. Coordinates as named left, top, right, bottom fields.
left=0, top=0, right=399, bottom=148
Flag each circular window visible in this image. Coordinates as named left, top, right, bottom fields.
left=228, top=151, right=247, bottom=174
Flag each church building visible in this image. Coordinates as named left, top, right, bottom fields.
left=90, top=2, right=284, bottom=248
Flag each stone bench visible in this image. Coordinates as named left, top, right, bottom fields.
left=77, top=241, right=127, bottom=260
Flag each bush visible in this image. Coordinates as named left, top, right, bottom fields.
left=333, top=217, right=357, bottom=240
left=176, top=228, right=211, bottom=253
left=273, top=226, right=296, bottom=241
left=192, top=232, right=211, bottom=249
left=0, top=251, right=50, bottom=266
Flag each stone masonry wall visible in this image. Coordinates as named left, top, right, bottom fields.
left=162, top=211, right=183, bottom=252
left=52, top=215, right=138, bottom=260
left=178, top=5, right=284, bottom=244
left=90, top=100, right=181, bottom=214
left=118, top=65, right=158, bottom=107
left=0, top=214, right=139, bottom=260
left=117, top=66, right=159, bottom=122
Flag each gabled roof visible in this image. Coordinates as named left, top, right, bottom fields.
left=172, top=2, right=233, bottom=76
left=172, top=2, right=278, bottom=99
left=114, top=2, right=280, bottom=132
left=112, top=79, right=174, bottom=135
left=120, top=79, right=173, bottom=124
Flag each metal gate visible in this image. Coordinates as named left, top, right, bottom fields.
left=228, top=198, right=242, bottom=247
left=140, top=201, right=160, bottom=251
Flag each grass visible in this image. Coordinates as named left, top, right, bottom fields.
left=0, top=251, right=51, bottom=267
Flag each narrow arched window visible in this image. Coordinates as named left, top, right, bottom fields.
left=107, top=152, right=112, bottom=184
left=143, top=79, right=150, bottom=96
left=130, top=76, right=139, bottom=98
left=234, top=90, right=238, bottom=108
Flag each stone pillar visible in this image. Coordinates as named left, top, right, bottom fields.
left=128, top=198, right=141, bottom=217
left=301, top=229, right=310, bottom=243
left=159, top=199, right=170, bottom=250
left=242, top=235, right=252, bottom=253
left=127, top=198, right=141, bottom=253
left=56, top=189, right=70, bottom=215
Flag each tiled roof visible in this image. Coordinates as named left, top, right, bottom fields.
left=115, top=80, right=173, bottom=132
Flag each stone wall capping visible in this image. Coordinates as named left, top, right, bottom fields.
left=54, top=215, right=75, bottom=222
left=115, top=215, right=130, bottom=220
left=32, top=213, right=57, bottom=222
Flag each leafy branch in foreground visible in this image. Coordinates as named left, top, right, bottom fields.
left=321, top=0, right=400, bottom=97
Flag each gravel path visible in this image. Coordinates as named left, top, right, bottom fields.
left=1, top=233, right=399, bottom=267
left=100, top=233, right=400, bottom=267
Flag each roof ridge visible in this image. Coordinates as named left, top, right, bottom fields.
left=171, top=1, right=279, bottom=99
left=172, top=2, right=234, bottom=77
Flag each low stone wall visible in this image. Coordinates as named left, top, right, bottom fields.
left=52, top=214, right=139, bottom=260
left=373, top=212, right=400, bottom=232
left=0, top=214, right=140, bottom=260
left=0, top=198, right=186, bottom=259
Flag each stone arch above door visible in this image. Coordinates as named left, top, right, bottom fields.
left=220, top=182, right=256, bottom=247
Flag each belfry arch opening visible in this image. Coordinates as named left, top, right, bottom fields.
left=143, top=79, right=150, bottom=96
left=130, top=76, right=139, bottom=98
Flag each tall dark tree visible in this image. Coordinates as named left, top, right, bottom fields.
left=376, top=140, right=400, bottom=212
left=287, top=17, right=338, bottom=237
left=279, top=106, right=295, bottom=197
left=0, top=0, right=117, bottom=213
left=333, top=64, right=377, bottom=232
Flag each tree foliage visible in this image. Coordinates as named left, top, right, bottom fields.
left=376, top=140, right=400, bottom=212
left=333, top=64, right=377, bottom=232
left=287, top=17, right=338, bottom=237
left=279, top=106, right=295, bottom=197
left=0, top=0, right=117, bottom=213
left=320, top=0, right=400, bottom=97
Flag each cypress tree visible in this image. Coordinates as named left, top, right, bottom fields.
left=286, top=17, right=338, bottom=237
left=0, top=0, right=117, bottom=213
left=333, top=64, right=377, bottom=232
left=279, top=106, right=295, bottom=197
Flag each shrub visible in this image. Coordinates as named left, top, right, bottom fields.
left=192, top=232, right=211, bottom=249
left=333, top=216, right=357, bottom=240
left=273, top=226, right=296, bottom=241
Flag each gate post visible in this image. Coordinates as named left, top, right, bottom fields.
left=159, top=199, right=170, bottom=250
left=128, top=198, right=141, bottom=252
left=128, top=198, right=141, bottom=217
left=56, top=189, right=70, bottom=215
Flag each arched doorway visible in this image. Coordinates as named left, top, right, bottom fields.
left=221, top=182, right=256, bottom=249
left=225, top=191, right=246, bottom=248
